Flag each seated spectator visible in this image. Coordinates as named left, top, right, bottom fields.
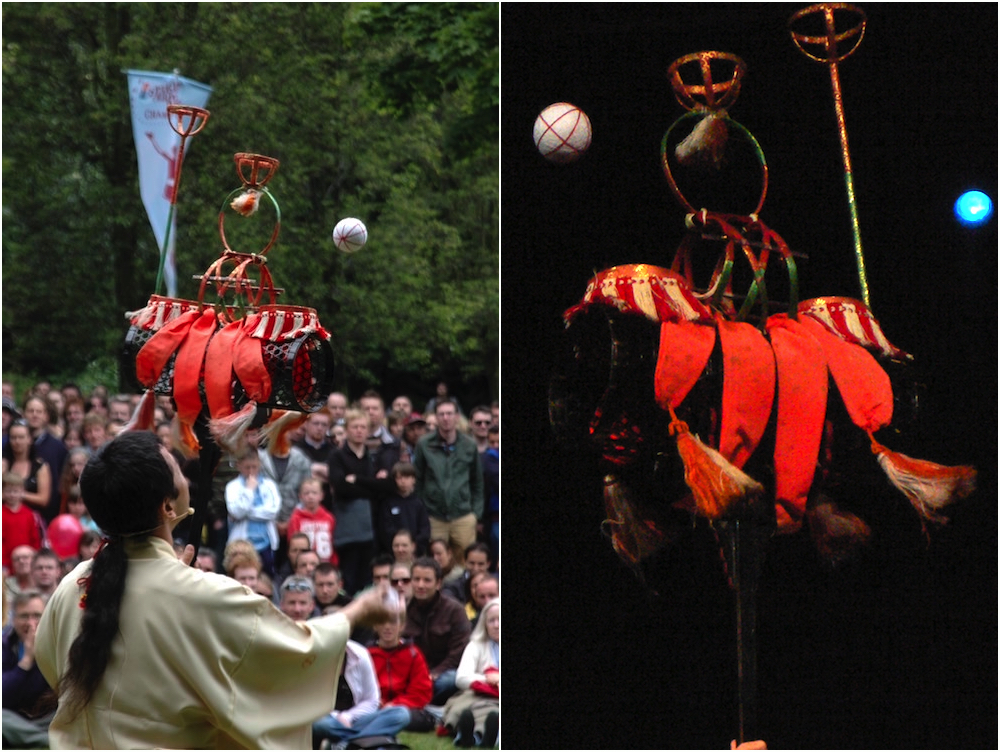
left=368, top=608, right=436, bottom=734
left=254, top=572, right=275, bottom=601
left=370, top=553, right=395, bottom=588
left=314, top=563, right=352, bottom=614
left=224, top=547, right=263, bottom=591
left=5, top=546, right=37, bottom=603
left=222, top=538, right=259, bottom=571
left=287, top=478, right=338, bottom=565
left=29, top=550, right=61, bottom=599
left=77, top=531, right=101, bottom=562
left=390, top=561, right=415, bottom=607
left=311, top=639, right=386, bottom=749
left=274, top=532, right=312, bottom=591
left=441, top=598, right=499, bottom=748
left=61, top=484, right=101, bottom=534
left=462, top=571, right=488, bottom=621
left=402, top=557, right=471, bottom=706
left=430, top=538, right=465, bottom=587
left=294, top=548, right=321, bottom=580
left=195, top=547, right=218, bottom=574
left=377, top=462, right=431, bottom=556
left=470, top=576, right=499, bottom=627
left=2, top=590, right=54, bottom=749
left=391, top=528, right=417, bottom=568
left=443, top=542, right=494, bottom=604
left=278, top=575, right=319, bottom=621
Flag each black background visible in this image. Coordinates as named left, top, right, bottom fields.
left=501, top=4, right=996, bottom=749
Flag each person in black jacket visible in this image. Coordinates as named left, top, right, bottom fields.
left=327, top=408, right=395, bottom=595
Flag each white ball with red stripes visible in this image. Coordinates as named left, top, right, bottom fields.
left=332, top=217, right=368, bottom=253
left=533, top=102, right=592, bottom=164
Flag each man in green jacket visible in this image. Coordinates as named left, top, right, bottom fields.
left=413, top=398, right=484, bottom=569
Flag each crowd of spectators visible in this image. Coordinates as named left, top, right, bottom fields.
left=2, top=378, right=500, bottom=748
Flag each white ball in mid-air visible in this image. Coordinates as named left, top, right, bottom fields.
left=332, top=217, right=368, bottom=253
left=533, top=102, right=592, bottom=164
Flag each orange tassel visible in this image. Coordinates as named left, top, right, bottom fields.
left=259, top=410, right=309, bottom=456
left=230, top=189, right=260, bottom=217
left=669, top=407, right=764, bottom=519
left=870, top=434, right=977, bottom=526
left=601, top=474, right=666, bottom=564
left=209, top=401, right=260, bottom=455
left=174, top=417, right=201, bottom=458
left=124, top=389, right=157, bottom=433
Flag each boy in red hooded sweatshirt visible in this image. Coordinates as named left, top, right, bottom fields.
left=368, top=608, right=436, bottom=733
left=287, top=477, right=338, bottom=566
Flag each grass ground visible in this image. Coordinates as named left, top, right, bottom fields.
left=398, top=729, right=456, bottom=749
left=398, top=729, right=498, bottom=750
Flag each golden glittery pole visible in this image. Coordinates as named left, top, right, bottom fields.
left=789, top=4, right=870, bottom=308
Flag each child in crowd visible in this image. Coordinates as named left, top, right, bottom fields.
left=367, top=608, right=437, bottom=734
left=2, top=472, right=44, bottom=571
left=377, top=462, right=431, bottom=556
left=62, top=484, right=101, bottom=534
left=287, top=477, right=338, bottom=566
left=225, top=451, right=281, bottom=576
left=391, top=528, right=418, bottom=567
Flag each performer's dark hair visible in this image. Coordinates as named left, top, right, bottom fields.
left=60, top=430, right=176, bottom=719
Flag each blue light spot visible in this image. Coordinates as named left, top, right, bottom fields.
left=954, top=191, right=993, bottom=226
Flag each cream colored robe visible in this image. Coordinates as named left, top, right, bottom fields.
left=36, top=536, right=348, bottom=749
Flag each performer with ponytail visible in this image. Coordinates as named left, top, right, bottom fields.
left=34, top=430, right=396, bottom=749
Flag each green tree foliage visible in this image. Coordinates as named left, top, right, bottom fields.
left=2, top=2, right=498, bottom=400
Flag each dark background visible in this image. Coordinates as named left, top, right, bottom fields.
left=501, top=4, right=996, bottom=749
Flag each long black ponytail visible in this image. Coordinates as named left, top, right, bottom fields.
left=59, top=431, right=175, bottom=718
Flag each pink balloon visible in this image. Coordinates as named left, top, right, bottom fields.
left=48, top=514, right=85, bottom=559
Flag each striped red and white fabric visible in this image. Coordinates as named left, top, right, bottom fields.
left=245, top=305, right=330, bottom=342
left=127, top=295, right=201, bottom=331
left=563, top=264, right=713, bottom=325
left=798, top=297, right=911, bottom=361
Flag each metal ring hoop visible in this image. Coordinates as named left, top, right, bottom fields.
left=218, top=186, right=282, bottom=257
left=788, top=3, right=867, bottom=64
left=661, top=112, right=769, bottom=217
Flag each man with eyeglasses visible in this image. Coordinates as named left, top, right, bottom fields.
left=413, top=399, right=484, bottom=570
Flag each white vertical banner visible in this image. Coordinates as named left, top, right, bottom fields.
left=126, top=69, right=212, bottom=297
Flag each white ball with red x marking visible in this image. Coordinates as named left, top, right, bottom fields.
left=332, top=217, right=368, bottom=253
left=533, top=102, right=592, bottom=164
